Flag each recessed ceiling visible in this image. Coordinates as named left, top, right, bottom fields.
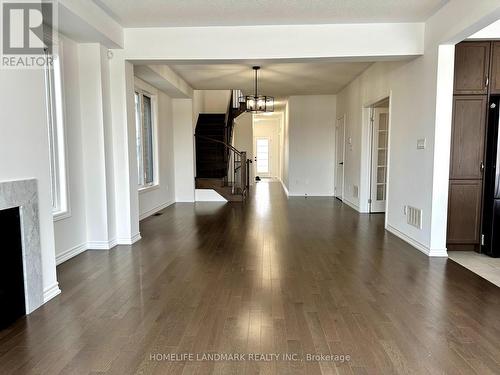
left=93, top=0, right=449, bottom=27
left=168, top=62, right=373, bottom=96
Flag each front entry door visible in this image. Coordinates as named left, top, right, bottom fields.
left=335, top=117, right=345, bottom=200
left=370, top=108, right=389, bottom=213
left=255, top=137, right=270, bottom=177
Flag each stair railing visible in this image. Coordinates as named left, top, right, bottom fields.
left=194, top=134, right=251, bottom=199
left=224, top=91, right=240, bottom=152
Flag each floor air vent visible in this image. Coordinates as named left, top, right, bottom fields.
left=406, top=206, right=422, bottom=229
left=153, top=212, right=163, bottom=217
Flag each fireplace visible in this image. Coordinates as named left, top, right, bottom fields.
left=0, top=207, right=25, bottom=329
left=0, top=179, right=44, bottom=324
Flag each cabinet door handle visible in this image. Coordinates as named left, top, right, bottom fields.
left=481, top=161, right=485, bottom=171
left=486, top=77, right=489, bottom=88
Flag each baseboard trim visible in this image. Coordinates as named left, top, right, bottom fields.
left=288, top=192, right=334, bottom=197
left=56, top=233, right=143, bottom=266
left=56, top=242, right=87, bottom=265
left=386, top=224, right=448, bottom=257
left=87, top=239, right=118, bottom=250
left=342, top=198, right=360, bottom=212
left=279, top=179, right=289, bottom=196
left=139, top=200, right=174, bottom=220
left=117, top=232, right=142, bottom=245
left=43, top=282, right=61, bottom=303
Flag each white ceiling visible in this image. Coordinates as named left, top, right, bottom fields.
left=168, top=62, right=373, bottom=96
left=93, top=0, right=449, bottom=27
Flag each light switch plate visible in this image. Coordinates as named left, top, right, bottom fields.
left=417, top=138, right=426, bottom=150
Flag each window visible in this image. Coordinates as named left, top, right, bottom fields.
left=45, top=51, right=69, bottom=220
left=134, top=90, right=156, bottom=188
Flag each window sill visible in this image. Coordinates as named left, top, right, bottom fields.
left=53, top=209, right=71, bottom=222
left=139, top=184, right=160, bottom=194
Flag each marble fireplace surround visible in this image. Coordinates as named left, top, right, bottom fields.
left=0, top=179, right=44, bottom=313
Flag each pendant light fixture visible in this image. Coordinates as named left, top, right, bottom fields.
left=241, top=66, right=274, bottom=113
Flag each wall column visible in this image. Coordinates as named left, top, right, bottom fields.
left=108, top=50, right=141, bottom=244
left=173, top=99, right=195, bottom=202
left=78, top=43, right=118, bottom=248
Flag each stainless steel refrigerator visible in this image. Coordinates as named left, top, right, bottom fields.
left=483, top=96, right=500, bottom=256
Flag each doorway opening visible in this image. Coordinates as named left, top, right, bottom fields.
left=255, top=137, right=270, bottom=178
left=368, top=98, right=390, bottom=214
left=253, top=112, right=282, bottom=183
left=335, top=115, right=346, bottom=201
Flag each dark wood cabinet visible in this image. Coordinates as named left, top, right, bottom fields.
left=448, top=41, right=492, bottom=251
left=454, top=42, right=490, bottom=95
left=450, top=96, right=487, bottom=179
left=490, top=42, right=500, bottom=95
left=447, top=180, right=483, bottom=247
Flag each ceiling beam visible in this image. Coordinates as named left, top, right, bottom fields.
left=123, top=23, right=424, bottom=61
left=57, top=0, right=123, bottom=48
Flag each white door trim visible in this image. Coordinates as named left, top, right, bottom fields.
left=335, top=115, right=346, bottom=201
left=370, top=107, right=389, bottom=213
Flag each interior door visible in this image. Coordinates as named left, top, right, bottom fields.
left=335, top=117, right=345, bottom=200
left=370, top=108, right=389, bottom=213
left=255, top=137, right=270, bottom=177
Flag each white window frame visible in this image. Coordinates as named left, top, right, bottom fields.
left=134, top=83, right=159, bottom=192
left=45, top=44, right=70, bottom=221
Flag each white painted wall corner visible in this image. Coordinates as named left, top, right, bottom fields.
left=386, top=224, right=448, bottom=257
left=139, top=200, right=175, bottom=220
left=43, top=282, right=61, bottom=303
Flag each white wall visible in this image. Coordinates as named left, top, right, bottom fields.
left=337, top=57, right=443, bottom=254
left=253, top=115, right=281, bottom=179
left=287, top=95, right=336, bottom=196
left=192, top=90, right=204, bottom=125
left=0, top=68, right=60, bottom=301
left=53, top=35, right=88, bottom=264
left=468, top=19, right=500, bottom=39
left=281, top=103, right=290, bottom=191
left=336, top=1, right=500, bottom=256
left=55, top=41, right=183, bottom=263
left=336, top=62, right=404, bottom=211
left=233, top=112, right=254, bottom=183
left=135, top=78, right=176, bottom=219
left=173, top=99, right=196, bottom=202
left=78, top=43, right=117, bottom=249
left=198, top=90, right=231, bottom=113
left=109, top=49, right=195, bottom=239
left=109, top=54, right=141, bottom=245
left=192, top=89, right=231, bottom=127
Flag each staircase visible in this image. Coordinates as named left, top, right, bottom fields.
left=195, top=90, right=250, bottom=201
left=195, top=114, right=227, bottom=178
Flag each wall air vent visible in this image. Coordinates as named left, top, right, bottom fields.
left=406, top=206, right=422, bottom=229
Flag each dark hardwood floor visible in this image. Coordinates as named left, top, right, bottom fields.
left=2, top=180, right=500, bottom=374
